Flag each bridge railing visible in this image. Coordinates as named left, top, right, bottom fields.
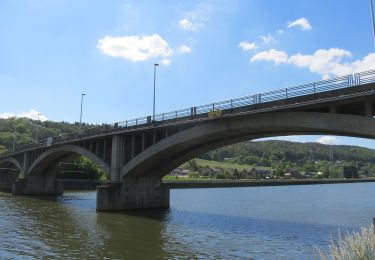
left=4, top=69, right=375, bottom=156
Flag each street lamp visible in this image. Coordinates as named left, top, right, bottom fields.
left=12, top=127, right=16, bottom=151
left=153, top=63, right=159, bottom=122
left=79, top=93, right=86, bottom=131
left=35, top=113, right=42, bottom=142
left=370, top=0, right=375, bottom=48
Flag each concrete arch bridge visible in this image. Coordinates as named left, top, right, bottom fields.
left=1, top=70, right=375, bottom=211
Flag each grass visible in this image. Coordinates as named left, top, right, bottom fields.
left=318, top=225, right=375, bottom=260
left=180, top=158, right=271, bottom=171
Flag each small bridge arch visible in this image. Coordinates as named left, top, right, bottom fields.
left=0, top=157, right=23, bottom=191
left=27, top=144, right=110, bottom=177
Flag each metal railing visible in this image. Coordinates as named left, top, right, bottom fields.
left=4, top=69, right=375, bottom=156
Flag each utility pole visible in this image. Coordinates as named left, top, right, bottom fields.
left=36, top=113, right=42, bottom=142
left=12, top=127, right=16, bottom=151
left=370, top=0, right=375, bottom=48
left=329, top=140, right=334, bottom=179
left=153, top=63, right=159, bottom=122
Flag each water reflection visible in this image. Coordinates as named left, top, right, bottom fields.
left=1, top=183, right=375, bottom=259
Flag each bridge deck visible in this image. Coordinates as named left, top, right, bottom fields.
left=2, top=70, right=375, bottom=158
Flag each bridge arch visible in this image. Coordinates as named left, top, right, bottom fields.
left=0, top=157, right=23, bottom=172
left=120, top=112, right=375, bottom=179
left=27, top=144, right=110, bottom=177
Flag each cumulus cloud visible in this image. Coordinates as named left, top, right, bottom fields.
left=287, top=48, right=352, bottom=77
left=0, top=109, right=47, bottom=121
left=250, top=49, right=288, bottom=65
left=260, top=34, right=274, bottom=44
left=239, top=41, right=257, bottom=51
left=178, top=18, right=204, bottom=31
left=316, top=136, right=340, bottom=145
left=287, top=18, right=312, bottom=31
left=250, top=48, right=375, bottom=77
left=97, top=34, right=173, bottom=62
left=178, top=44, right=192, bottom=54
left=160, top=59, right=172, bottom=66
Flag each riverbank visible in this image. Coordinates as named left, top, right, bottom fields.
left=60, top=178, right=375, bottom=190
left=164, top=178, right=375, bottom=189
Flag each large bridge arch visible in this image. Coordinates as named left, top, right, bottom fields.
left=27, top=144, right=110, bottom=177
left=120, top=112, right=375, bottom=179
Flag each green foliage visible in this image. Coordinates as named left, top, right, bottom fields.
left=56, top=157, right=108, bottom=180
left=199, top=140, right=375, bottom=178
left=0, top=117, right=104, bottom=179
left=187, top=159, right=199, bottom=171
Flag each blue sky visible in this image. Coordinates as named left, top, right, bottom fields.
left=1, top=0, right=375, bottom=148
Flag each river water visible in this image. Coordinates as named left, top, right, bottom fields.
left=1, top=182, right=375, bottom=259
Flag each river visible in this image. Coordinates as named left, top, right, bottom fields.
left=1, top=182, right=375, bottom=259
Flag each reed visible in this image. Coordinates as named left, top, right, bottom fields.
left=318, top=226, right=375, bottom=260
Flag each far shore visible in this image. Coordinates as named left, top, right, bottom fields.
left=60, top=178, right=375, bottom=190
left=163, top=178, right=375, bottom=189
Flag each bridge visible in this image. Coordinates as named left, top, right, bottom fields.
left=1, top=70, right=375, bottom=211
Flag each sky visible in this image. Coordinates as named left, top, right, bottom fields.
left=1, top=0, right=375, bottom=148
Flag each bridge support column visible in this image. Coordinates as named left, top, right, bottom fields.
left=12, top=176, right=63, bottom=195
left=0, top=171, right=19, bottom=191
left=96, top=177, right=170, bottom=211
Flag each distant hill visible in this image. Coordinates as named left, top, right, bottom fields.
left=198, top=140, right=375, bottom=177
left=0, top=117, right=94, bottom=155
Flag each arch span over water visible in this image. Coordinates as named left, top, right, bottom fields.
left=120, top=112, right=375, bottom=179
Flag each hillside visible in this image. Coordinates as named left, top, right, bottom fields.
left=0, top=117, right=94, bottom=154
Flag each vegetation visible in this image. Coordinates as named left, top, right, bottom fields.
left=0, top=117, right=104, bottom=179
left=194, top=141, right=375, bottom=179
left=318, top=226, right=375, bottom=260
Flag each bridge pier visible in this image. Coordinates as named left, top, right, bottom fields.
left=0, top=171, right=19, bottom=191
left=96, top=177, right=170, bottom=211
left=12, top=176, right=63, bottom=195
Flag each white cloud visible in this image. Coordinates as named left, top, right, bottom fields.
left=97, top=34, right=173, bottom=62
left=250, top=48, right=375, bottom=77
left=178, top=44, right=192, bottom=54
left=260, top=34, right=274, bottom=44
left=250, top=49, right=288, bottom=65
left=178, top=18, right=203, bottom=31
left=316, top=136, right=340, bottom=145
left=238, top=41, right=257, bottom=51
left=277, top=29, right=284, bottom=35
left=287, top=48, right=352, bottom=76
left=178, top=2, right=212, bottom=31
left=0, top=109, right=47, bottom=121
left=161, top=59, right=172, bottom=66
left=287, top=18, right=312, bottom=31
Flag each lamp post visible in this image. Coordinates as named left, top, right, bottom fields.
left=370, top=0, right=375, bottom=48
left=12, top=127, right=16, bottom=151
left=153, top=63, right=159, bottom=122
left=79, top=93, right=86, bottom=131
left=36, top=113, right=42, bottom=142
